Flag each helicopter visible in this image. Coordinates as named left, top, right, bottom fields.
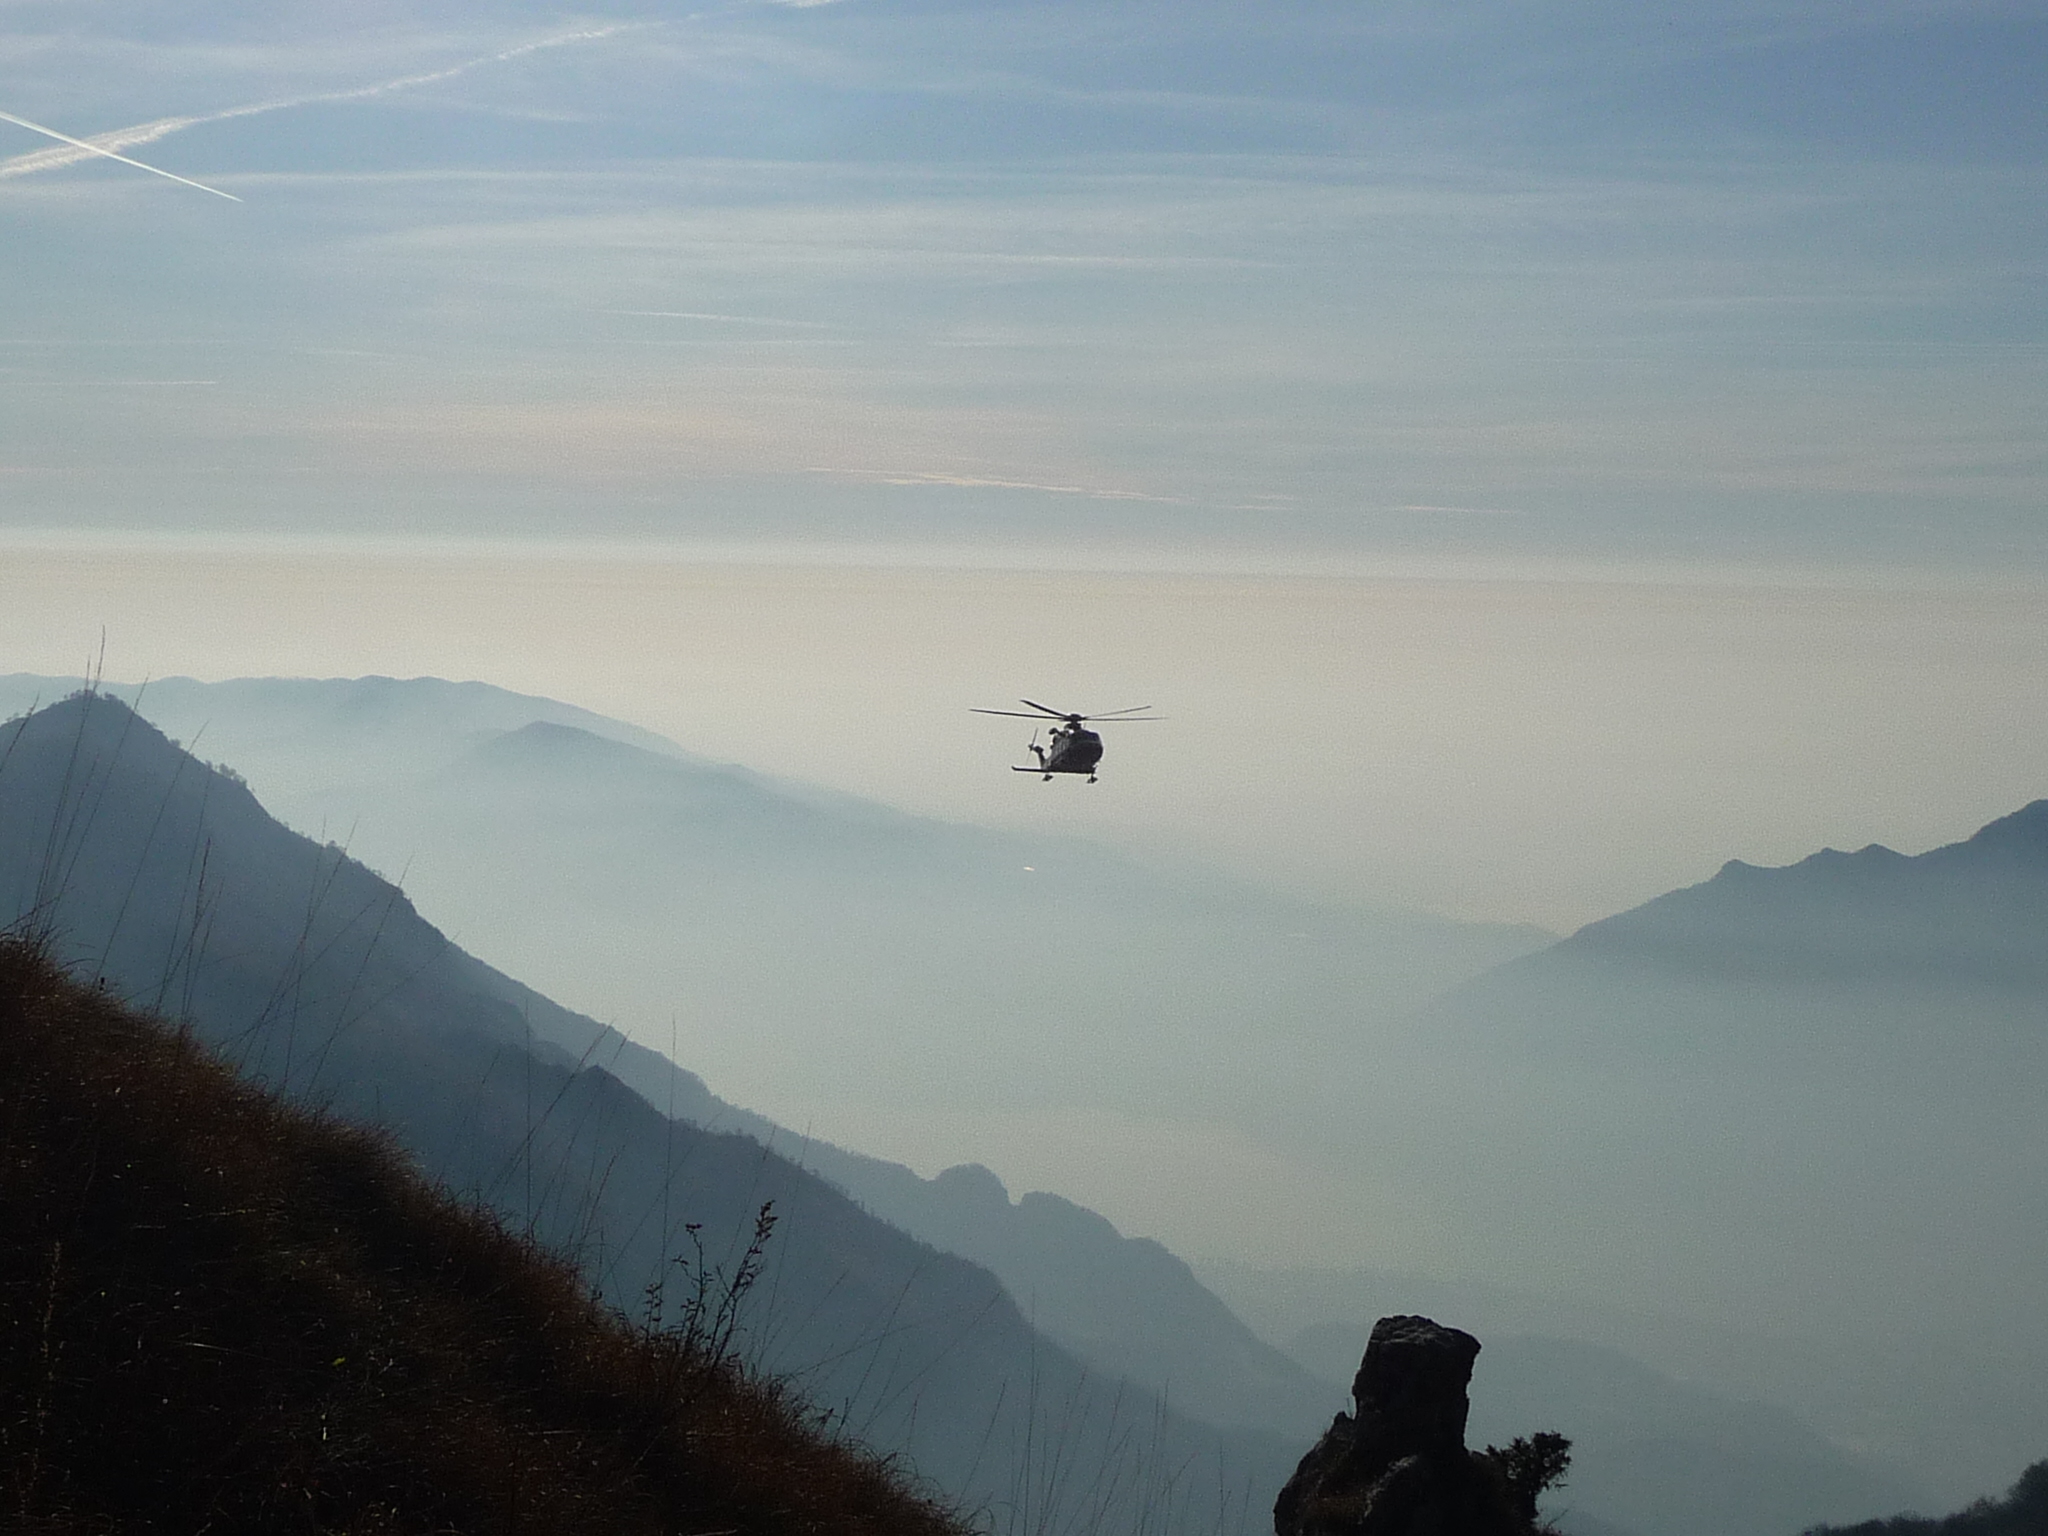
left=971, top=699, right=1158, bottom=782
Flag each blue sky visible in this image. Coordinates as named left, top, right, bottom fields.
left=5, top=0, right=2045, bottom=570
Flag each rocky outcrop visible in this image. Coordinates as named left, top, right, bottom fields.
left=1274, top=1315, right=1527, bottom=1536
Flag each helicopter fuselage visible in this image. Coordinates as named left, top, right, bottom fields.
left=1016, top=723, right=1103, bottom=780
left=976, top=699, right=1151, bottom=782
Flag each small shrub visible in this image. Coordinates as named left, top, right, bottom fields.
left=1482, top=1431, right=1573, bottom=1528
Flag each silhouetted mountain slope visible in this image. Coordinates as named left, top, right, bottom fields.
left=0, top=674, right=1546, bottom=1144
left=291, top=713, right=1392, bottom=1445
left=1571, top=802, right=2048, bottom=989
left=782, top=1154, right=1337, bottom=1443
left=0, top=692, right=1293, bottom=1533
left=0, top=671, right=1524, bottom=1451
left=0, top=936, right=965, bottom=1536
left=1397, top=806, right=2048, bottom=1511
left=600, top=1031, right=1338, bottom=1444
left=1438, top=801, right=2048, bottom=1097
left=0, top=672, right=683, bottom=798
left=1803, top=1461, right=2048, bottom=1536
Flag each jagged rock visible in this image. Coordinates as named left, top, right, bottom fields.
left=1274, top=1315, right=1524, bottom=1536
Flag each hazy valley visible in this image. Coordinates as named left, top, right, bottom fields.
left=6, top=674, right=2043, bottom=1535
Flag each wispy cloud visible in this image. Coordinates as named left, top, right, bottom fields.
left=0, top=25, right=639, bottom=183
left=814, top=467, right=1189, bottom=505
left=0, top=378, right=219, bottom=387
left=605, top=310, right=841, bottom=330
left=1392, top=514, right=1523, bottom=528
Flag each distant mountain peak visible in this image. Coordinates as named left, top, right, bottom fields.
left=1959, top=797, right=2048, bottom=857
left=1562, top=795, right=2048, bottom=990
left=1794, top=842, right=1909, bottom=869
left=1707, top=839, right=1905, bottom=888
left=479, top=719, right=622, bottom=757
left=932, top=1163, right=1013, bottom=1211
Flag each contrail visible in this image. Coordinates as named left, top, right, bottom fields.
left=0, top=115, right=201, bottom=181
left=0, top=108, right=242, bottom=199
left=0, top=25, right=638, bottom=187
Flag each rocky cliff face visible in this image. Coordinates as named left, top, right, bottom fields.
left=1274, top=1316, right=1531, bottom=1536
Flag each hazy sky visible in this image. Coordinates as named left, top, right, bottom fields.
left=5, top=0, right=2046, bottom=922
left=6, top=538, right=2048, bottom=931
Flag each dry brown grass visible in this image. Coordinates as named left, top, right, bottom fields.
left=0, top=935, right=971, bottom=1536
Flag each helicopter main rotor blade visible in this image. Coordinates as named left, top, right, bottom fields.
left=978, top=699, right=1162, bottom=721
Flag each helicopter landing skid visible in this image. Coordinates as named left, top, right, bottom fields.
left=1011, top=767, right=1097, bottom=782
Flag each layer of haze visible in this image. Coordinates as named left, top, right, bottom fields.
left=8, top=593, right=2047, bottom=1515
left=5, top=538, right=2046, bottom=936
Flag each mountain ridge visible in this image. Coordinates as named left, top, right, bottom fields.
left=0, top=670, right=1551, bottom=1293
left=0, top=675, right=1382, bottom=1447
left=1400, top=798, right=2048, bottom=1506
left=1564, top=799, right=2048, bottom=989
left=0, top=690, right=1297, bottom=1533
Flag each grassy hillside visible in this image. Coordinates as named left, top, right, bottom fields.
left=0, top=934, right=965, bottom=1536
